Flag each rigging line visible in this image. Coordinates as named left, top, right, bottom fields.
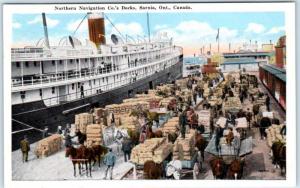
left=103, top=13, right=126, bottom=41
left=12, top=118, right=44, bottom=133
left=72, top=13, right=88, bottom=36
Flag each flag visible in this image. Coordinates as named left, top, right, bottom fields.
left=216, top=28, right=219, bottom=42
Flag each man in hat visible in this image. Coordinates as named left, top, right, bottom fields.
left=42, top=126, right=49, bottom=138
left=122, top=137, right=133, bottom=162
left=103, top=148, right=117, bottom=180
left=265, top=94, right=271, bottom=112
left=179, top=110, right=187, bottom=139
left=20, top=135, right=30, bottom=163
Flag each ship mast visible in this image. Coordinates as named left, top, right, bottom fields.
left=42, top=13, right=50, bottom=49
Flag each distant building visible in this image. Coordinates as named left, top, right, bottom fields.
left=220, top=58, right=259, bottom=72
left=259, top=35, right=286, bottom=110
left=262, top=43, right=274, bottom=52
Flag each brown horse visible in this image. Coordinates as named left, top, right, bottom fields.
left=271, top=141, right=286, bottom=175
left=195, top=133, right=208, bottom=162
left=227, top=158, right=245, bottom=179
left=146, top=127, right=163, bottom=139
left=209, top=157, right=227, bottom=179
left=65, top=145, right=86, bottom=177
left=90, top=145, right=108, bottom=167
left=144, top=160, right=163, bottom=179
left=167, top=132, right=178, bottom=144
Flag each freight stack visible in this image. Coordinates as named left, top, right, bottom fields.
left=93, top=108, right=106, bottom=124
left=118, top=115, right=139, bottom=132
left=197, top=110, right=211, bottom=130
left=105, top=101, right=149, bottom=116
left=75, top=113, right=94, bottom=134
left=162, top=117, right=179, bottom=135
left=131, top=137, right=172, bottom=165
left=223, top=97, right=242, bottom=113
left=173, top=130, right=196, bottom=160
left=159, top=97, right=177, bottom=109
left=35, top=134, right=63, bottom=158
left=86, top=124, right=103, bottom=146
left=175, top=78, right=188, bottom=89
left=265, top=124, right=286, bottom=147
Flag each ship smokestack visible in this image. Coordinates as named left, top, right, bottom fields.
left=88, top=13, right=106, bottom=48
left=42, top=13, right=50, bottom=49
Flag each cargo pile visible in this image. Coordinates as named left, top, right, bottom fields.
left=175, top=79, right=188, bottom=89
left=162, top=117, right=179, bottom=135
left=173, top=130, right=196, bottom=160
left=198, top=110, right=211, bottom=128
left=159, top=97, right=177, bottom=109
left=35, top=134, right=63, bottom=158
left=105, top=101, right=149, bottom=116
left=131, top=137, right=173, bottom=164
left=223, top=97, right=242, bottom=112
left=75, top=113, right=94, bottom=133
left=86, top=124, right=103, bottom=146
left=93, top=108, right=105, bottom=124
left=265, top=124, right=286, bottom=147
left=118, top=115, right=139, bottom=132
left=235, top=117, right=248, bottom=129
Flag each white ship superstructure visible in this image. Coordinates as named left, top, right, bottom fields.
left=11, top=13, right=182, bottom=107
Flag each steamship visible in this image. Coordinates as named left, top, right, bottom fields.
left=11, top=13, right=183, bottom=150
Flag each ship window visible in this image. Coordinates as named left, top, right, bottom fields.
left=70, top=59, right=73, bottom=63
left=16, top=62, right=20, bottom=67
left=76, top=59, right=79, bottom=63
left=52, top=87, right=55, bottom=94
left=102, top=78, right=105, bottom=82
left=106, top=77, right=108, bottom=83
left=93, top=79, right=96, bottom=84
left=39, top=89, right=43, bottom=97
left=25, top=61, right=29, bottom=67
left=52, top=60, right=55, bottom=66
left=20, top=91, right=26, bottom=99
left=72, top=83, right=74, bottom=90
left=59, top=60, right=63, bottom=65
left=89, top=80, right=91, bottom=86
left=85, top=59, right=88, bottom=62
left=34, top=61, right=37, bottom=67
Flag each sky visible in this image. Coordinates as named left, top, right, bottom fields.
left=12, top=12, right=285, bottom=55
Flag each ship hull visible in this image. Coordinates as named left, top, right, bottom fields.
left=12, top=58, right=183, bottom=150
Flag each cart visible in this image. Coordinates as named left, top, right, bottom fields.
left=166, top=152, right=200, bottom=179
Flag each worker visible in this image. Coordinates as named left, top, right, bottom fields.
left=20, top=135, right=30, bottom=163
left=103, top=148, right=117, bottom=180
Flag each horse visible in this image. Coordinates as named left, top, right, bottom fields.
left=146, top=126, right=163, bottom=139
left=195, top=133, right=207, bottom=162
left=65, top=145, right=86, bottom=177
left=90, top=145, right=108, bottom=167
left=227, top=158, right=245, bottom=179
left=271, top=141, right=286, bottom=175
left=127, top=129, right=140, bottom=146
left=209, top=157, right=227, bottom=179
left=167, top=132, right=178, bottom=144
left=144, top=160, right=163, bottom=179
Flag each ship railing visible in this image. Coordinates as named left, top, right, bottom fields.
left=12, top=51, right=182, bottom=88
left=41, top=59, right=179, bottom=107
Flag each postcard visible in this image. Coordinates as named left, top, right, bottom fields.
left=3, top=2, right=296, bottom=188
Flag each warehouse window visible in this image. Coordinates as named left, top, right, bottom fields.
left=16, top=62, right=20, bottom=68
left=52, top=87, right=55, bottom=94
left=25, top=61, right=29, bottom=67
left=34, top=61, right=37, bottom=67
left=52, top=60, right=55, bottom=66
left=72, top=83, right=74, bottom=90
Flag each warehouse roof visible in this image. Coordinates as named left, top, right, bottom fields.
left=222, top=58, right=258, bottom=65
left=260, top=64, right=286, bottom=82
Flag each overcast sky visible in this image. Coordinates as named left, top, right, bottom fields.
left=12, top=12, right=285, bottom=55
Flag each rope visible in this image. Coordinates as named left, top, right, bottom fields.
left=104, top=13, right=126, bottom=41
left=12, top=119, right=44, bottom=134
left=72, top=14, right=88, bottom=36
